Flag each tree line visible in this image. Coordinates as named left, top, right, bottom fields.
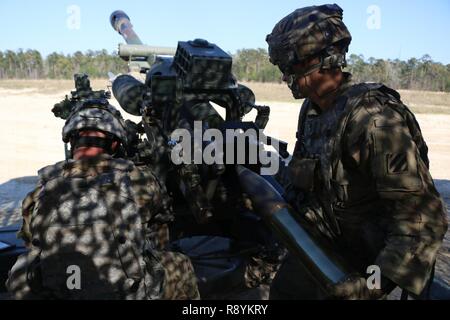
left=233, top=49, right=450, bottom=92
left=1, top=48, right=450, bottom=92
left=0, top=49, right=127, bottom=79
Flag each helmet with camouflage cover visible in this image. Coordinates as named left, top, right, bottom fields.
left=266, top=4, right=352, bottom=76
left=62, top=99, right=128, bottom=150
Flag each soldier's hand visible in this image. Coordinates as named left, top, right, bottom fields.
left=328, top=274, right=386, bottom=300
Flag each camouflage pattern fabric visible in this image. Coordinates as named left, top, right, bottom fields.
left=157, top=251, right=200, bottom=300
left=62, top=99, right=128, bottom=145
left=266, top=4, right=351, bottom=74
left=244, top=251, right=286, bottom=289
left=7, top=154, right=199, bottom=300
left=281, top=75, right=448, bottom=297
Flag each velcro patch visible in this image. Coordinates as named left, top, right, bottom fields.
left=387, top=153, right=408, bottom=174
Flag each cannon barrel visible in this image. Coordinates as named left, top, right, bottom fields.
left=112, top=74, right=148, bottom=116
left=118, top=44, right=177, bottom=59
left=236, top=165, right=353, bottom=291
left=110, top=10, right=143, bottom=45
left=110, top=10, right=176, bottom=71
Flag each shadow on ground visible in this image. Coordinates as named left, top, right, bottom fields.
left=0, top=176, right=37, bottom=227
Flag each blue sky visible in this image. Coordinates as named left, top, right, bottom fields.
left=1, top=0, right=449, bottom=64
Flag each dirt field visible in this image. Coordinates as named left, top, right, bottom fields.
left=0, top=80, right=449, bottom=297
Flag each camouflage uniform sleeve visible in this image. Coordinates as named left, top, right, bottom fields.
left=17, top=185, right=42, bottom=247
left=129, top=166, right=171, bottom=221
left=346, top=102, right=448, bottom=296
left=129, top=166, right=174, bottom=250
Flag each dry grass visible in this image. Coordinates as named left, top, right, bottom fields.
left=397, top=89, right=450, bottom=114
left=398, top=89, right=450, bottom=106
left=0, top=79, right=111, bottom=94
left=242, top=81, right=450, bottom=114
left=241, top=81, right=297, bottom=103
left=1, top=79, right=450, bottom=114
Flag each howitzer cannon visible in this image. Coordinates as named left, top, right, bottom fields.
left=111, top=41, right=280, bottom=222
left=41, top=10, right=350, bottom=299
left=109, top=11, right=288, bottom=223
left=107, top=11, right=294, bottom=297
left=110, top=10, right=176, bottom=71
left=107, top=11, right=355, bottom=298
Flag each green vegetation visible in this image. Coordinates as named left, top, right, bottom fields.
left=233, top=50, right=450, bottom=92
left=0, top=49, right=127, bottom=79
left=1, top=49, right=450, bottom=92
left=347, top=54, right=450, bottom=92
left=232, top=48, right=281, bottom=83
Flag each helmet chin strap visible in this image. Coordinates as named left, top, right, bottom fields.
left=287, top=52, right=347, bottom=100
left=287, top=59, right=324, bottom=99
left=287, top=76, right=305, bottom=99
left=290, top=65, right=344, bottom=100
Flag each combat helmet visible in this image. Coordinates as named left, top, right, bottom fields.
left=266, top=4, right=352, bottom=76
left=62, top=99, right=128, bottom=152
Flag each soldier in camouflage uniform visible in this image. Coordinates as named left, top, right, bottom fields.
left=6, top=99, right=199, bottom=300
left=266, top=4, right=448, bottom=299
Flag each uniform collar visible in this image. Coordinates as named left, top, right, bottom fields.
left=307, top=72, right=353, bottom=116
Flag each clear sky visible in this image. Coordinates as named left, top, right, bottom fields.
left=1, top=0, right=449, bottom=64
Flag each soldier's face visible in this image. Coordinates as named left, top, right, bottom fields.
left=71, top=130, right=119, bottom=160
left=295, top=57, right=321, bottom=92
left=285, top=58, right=343, bottom=101
left=281, top=57, right=321, bottom=98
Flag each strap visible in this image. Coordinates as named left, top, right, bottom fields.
left=325, top=84, right=378, bottom=236
left=294, top=100, right=312, bottom=156
left=331, top=82, right=385, bottom=168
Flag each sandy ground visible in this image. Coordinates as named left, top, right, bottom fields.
left=0, top=85, right=449, bottom=298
